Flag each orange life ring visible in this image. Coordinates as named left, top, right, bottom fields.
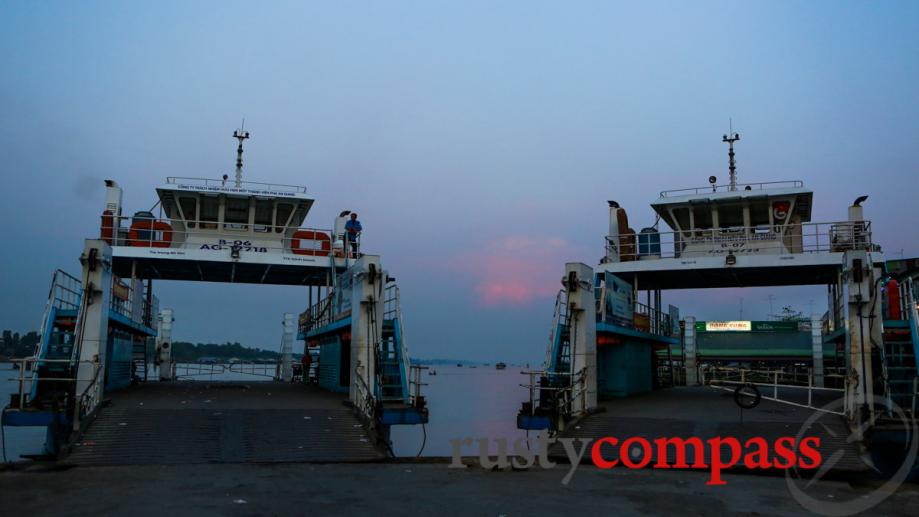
left=291, top=230, right=331, bottom=256
left=100, top=210, right=114, bottom=244
left=128, top=220, right=173, bottom=248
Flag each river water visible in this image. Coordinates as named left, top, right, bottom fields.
left=0, top=362, right=529, bottom=460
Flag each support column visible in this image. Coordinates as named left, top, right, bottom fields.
left=566, top=262, right=597, bottom=414
left=74, top=240, right=113, bottom=430
left=156, top=308, right=175, bottom=381
left=130, top=277, right=145, bottom=324
left=349, top=255, right=383, bottom=406
left=684, top=316, right=698, bottom=385
left=844, top=250, right=883, bottom=423
left=811, top=313, right=825, bottom=388
left=280, top=313, right=295, bottom=382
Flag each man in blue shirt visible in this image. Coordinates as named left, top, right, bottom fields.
left=344, top=212, right=362, bottom=257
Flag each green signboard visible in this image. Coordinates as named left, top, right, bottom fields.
left=695, top=320, right=809, bottom=332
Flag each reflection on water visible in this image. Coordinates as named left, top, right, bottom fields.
left=0, top=362, right=529, bottom=460
left=391, top=365, right=529, bottom=457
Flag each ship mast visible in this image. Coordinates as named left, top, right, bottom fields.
left=233, top=122, right=250, bottom=188
left=722, top=125, right=740, bottom=192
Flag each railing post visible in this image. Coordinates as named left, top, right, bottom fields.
left=773, top=371, right=779, bottom=399
left=807, top=368, right=813, bottom=408
left=913, top=377, right=918, bottom=419
left=529, top=371, right=537, bottom=415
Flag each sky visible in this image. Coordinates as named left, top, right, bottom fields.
left=1, top=1, right=917, bottom=363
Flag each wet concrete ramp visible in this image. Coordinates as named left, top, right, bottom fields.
left=65, top=382, right=385, bottom=466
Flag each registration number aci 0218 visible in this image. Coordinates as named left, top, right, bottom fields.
left=199, top=239, right=268, bottom=253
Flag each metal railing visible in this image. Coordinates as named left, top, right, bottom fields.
left=544, top=290, right=570, bottom=371
left=226, top=362, right=277, bottom=378
left=34, top=270, right=83, bottom=359
left=353, top=363, right=375, bottom=420
left=605, top=220, right=876, bottom=262
left=701, top=365, right=848, bottom=415
left=659, top=180, right=805, bottom=198
left=383, top=282, right=414, bottom=404
left=519, top=367, right=589, bottom=420
left=174, top=363, right=227, bottom=379
left=108, top=277, right=158, bottom=328
left=6, top=357, right=100, bottom=410
left=102, top=214, right=339, bottom=256
left=408, top=364, right=429, bottom=408
left=383, top=283, right=400, bottom=320
left=166, top=176, right=308, bottom=194
left=48, top=270, right=82, bottom=312
left=301, top=294, right=335, bottom=334
left=628, top=301, right=674, bottom=336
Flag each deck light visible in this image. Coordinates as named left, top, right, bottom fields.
left=725, top=251, right=736, bottom=266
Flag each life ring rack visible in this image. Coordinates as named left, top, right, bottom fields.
left=127, top=219, right=174, bottom=248
left=291, top=230, right=332, bottom=256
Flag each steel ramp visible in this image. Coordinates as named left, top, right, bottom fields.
left=550, top=387, right=870, bottom=475
left=64, top=381, right=386, bottom=466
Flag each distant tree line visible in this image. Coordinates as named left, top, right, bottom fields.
left=1, top=330, right=40, bottom=358
left=170, top=341, right=282, bottom=362
left=0, top=329, right=282, bottom=363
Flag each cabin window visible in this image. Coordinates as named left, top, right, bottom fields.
left=224, top=197, right=249, bottom=230
left=254, top=199, right=273, bottom=233
left=275, top=203, right=293, bottom=233
left=200, top=196, right=219, bottom=229
left=671, top=207, right=690, bottom=232
left=718, top=204, right=744, bottom=229
left=692, top=205, right=712, bottom=234
left=750, top=202, right=770, bottom=227
left=179, top=197, right=198, bottom=228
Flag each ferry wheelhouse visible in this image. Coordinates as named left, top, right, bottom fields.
left=100, top=175, right=350, bottom=285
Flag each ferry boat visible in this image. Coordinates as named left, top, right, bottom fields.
left=495, top=362, right=507, bottom=370
left=518, top=133, right=919, bottom=456
left=2, top=130, right=429, bottom=460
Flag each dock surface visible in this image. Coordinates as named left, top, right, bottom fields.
left=64, top=381, right=385, bottom=466
left=3, top=462, right=917, bottom=516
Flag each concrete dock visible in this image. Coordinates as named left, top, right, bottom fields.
left=2, top=461, right=917, bottom=516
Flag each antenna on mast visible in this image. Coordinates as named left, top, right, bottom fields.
left=232, top=120, right=250, bottom=188
left=722, top=120, right=740, bottom=192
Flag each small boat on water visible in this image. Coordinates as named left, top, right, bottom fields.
left=495, top=362, right=507, bottom=370
left=428, top=369, right=437, bottom=376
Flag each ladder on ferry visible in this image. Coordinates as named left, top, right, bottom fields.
left=132, top=339, right=149, bottom=383
left=377, top=283, right=410, bottom=404
left=27, top=270, right=83, bottom=410
left=883, top=277, right=919, bottom=416
left=546, top=289, right=572, bottom=377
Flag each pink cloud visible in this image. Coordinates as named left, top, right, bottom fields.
left=448, top=236, right=579, bottom=306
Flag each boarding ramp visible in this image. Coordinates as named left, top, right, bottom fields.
left=64, top=381, right=385, bottom=465
left=549, top=386, right=869, bottom=475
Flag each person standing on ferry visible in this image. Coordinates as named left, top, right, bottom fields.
left=345, top=213, right=362, bottom=257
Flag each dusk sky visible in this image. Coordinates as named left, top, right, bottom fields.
left=1, top=2, right=917, bottom=363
